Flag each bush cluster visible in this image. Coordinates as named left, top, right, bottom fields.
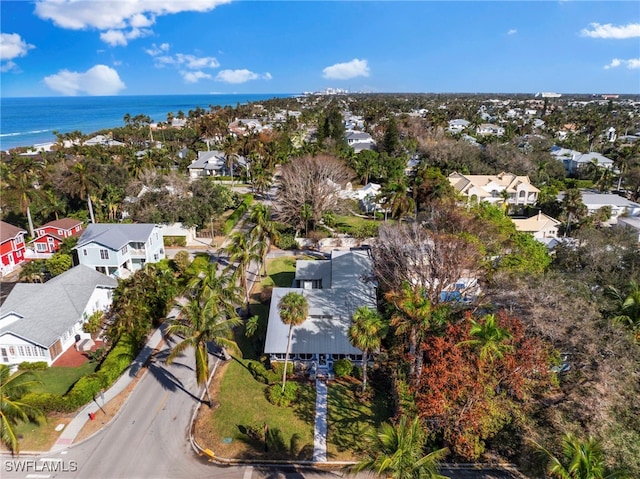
left=21, top=339, right=136, bottom=414
left=18, top=361, right=48, bottom=371
left=224, top=194, right=254, bottom=234
left=266, top=382, right=299, bottom=407
left=333, top=358, right=353, bottom=378
left=276, top=234, right=297, bottom=250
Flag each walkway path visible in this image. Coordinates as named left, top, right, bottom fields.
left=50, top=326, right=166, bottom=452
left=313, top=378, right=328, bottom=462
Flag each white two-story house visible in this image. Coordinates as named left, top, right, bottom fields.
left=0, top=265, right=117, bottom=366
left=448, top=171, right=539, bottom=211
left=75, top=224, right=165, bottom=278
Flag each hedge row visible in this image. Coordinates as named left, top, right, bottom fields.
left=224, top=194, right=254, bottom=234
left=21, top=340, right=136, bottom=414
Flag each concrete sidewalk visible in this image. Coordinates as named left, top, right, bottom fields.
left=50, top=326, right=166, bottom=452
left=313, top=379, right=328, bottom=462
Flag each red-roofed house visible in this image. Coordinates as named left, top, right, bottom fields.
left=1, top=221, right=27, bottom=277
left=30, top=218, right=84, bottom=255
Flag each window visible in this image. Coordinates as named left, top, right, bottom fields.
left=120, top=245, right=128, bottom=255
left=57, top=229, right=63, bottom=235
left=83, top=249, right=87, bottom=256
left=18, top=346, right=24, bottom=356
left=100, top=249, right=110, bottom=260
left=36, top=243, right=48, bottom=252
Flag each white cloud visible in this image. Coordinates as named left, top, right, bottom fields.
left=215, top=69, right=271, bottom=84
left=581, top=22, right=640, bottom=39
left=35, top=0, right=231, bottom=45
left=322, top=58, right=370, bottom=80
left=43, top=64, right=126, bottom=96
left=1, top=33, right=35, bottom=71
left=100, top=27, right=151, bottom=47
left=604, top=58, right=640, bottom=70
left=145, top=43, right=170, bottom=56
left=507, top=29, right=517, bottom=35
left=182, top=71, right=213, bottom=83
left=1, top=33, right=35, bottom=60
left=175, top=53, right=219, bottom=69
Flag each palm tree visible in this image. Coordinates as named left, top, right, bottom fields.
left=187, top=261, right=241, bottom=311
left=533, top=432, right=628, bottom=479
left=66, top=159, right=101, bottom=224
left=278, top=292, right=308, bottom=392
left=221, top=231, right=262, bottom=311
left=351, top=416, right=449, bottom=479
left=381, top=181, right=416, bottom=220
left=349, top=306, right=387, bottom=392
left=19, top=260, right=46, bottom=283
left=0, top=364, right=45, bottom=454
left=604, top=281, right=640, bottom=341
left=385, top=282, right=434, bottom=378
left=249, top=204, right=279, bottom=276
left=458, top=314, right=513, bottom=363
left=221, top=135, right=238, bottom=186
left=560, top=188, right=587, bottom=236
left=165, top=298, right=241, bottom=406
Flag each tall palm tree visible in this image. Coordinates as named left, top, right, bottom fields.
left=278, top=292, right=308, bottom=392
left=249, top=204, right=279, bottom=275
left=458, top=313, right=513, bottom=363
left=381, top=181, right=416, bottom=220
left=221, top=231, right=262, bottom=310
left=560, top=188, right=587, bottom=236
left=165, top=298, right=241, bottom=406
left=66, top=159, right=101, bottom=224
left=187, top=261, right=241, bottom=311
left=221, top=135, right=238, bottom=186
left=351, top=416, right=449, bottom=479
left=385, top=282, right=433, bottom=378
left=0, top=364, right=45, bottom=454
left=349, top=306, right=387, bottom=392
left=604, top=281, right=640, bottom=341
left=533, top=432, right=627, bottom=479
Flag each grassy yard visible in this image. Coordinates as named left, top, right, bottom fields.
left=327, top=378, right=393, bottom=461
left=32, top=361, right=99, bottom=395
left=333, top=214, right=380, bottom=232
left=200, top=358, right=315, bottom=460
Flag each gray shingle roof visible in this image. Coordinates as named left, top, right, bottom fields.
left=75, top=223, right=158, bottom=250
left=0, top=266, right=117, bottom=348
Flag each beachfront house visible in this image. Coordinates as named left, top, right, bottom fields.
left=29, top=218, right=84, bottom=257
left=1, top=221, right=27, bottom=277
left=75, top=223, right=165, bottom=278
left=264, top=249, right=377, bottom=377
left=0, top=265, right=117, bottom=366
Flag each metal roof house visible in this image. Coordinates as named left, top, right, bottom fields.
left=264, top=249, right=376, bottom=373
left=0, top=265, right=117, bottom=366
left=75, top=223, right=165, bottom=278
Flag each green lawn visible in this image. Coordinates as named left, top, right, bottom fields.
left=32, top=362, right=99, bottom=395
left=205, top=359, right=315, bottom=460
left=327, top=378, right=393, bottom=461
left=260, top=256, right=298, bottom=288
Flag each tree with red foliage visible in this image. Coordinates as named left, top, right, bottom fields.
left=413, top=311, right=553, bottom=460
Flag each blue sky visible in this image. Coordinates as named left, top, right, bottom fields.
left=1, top=1, right=639, bottom=97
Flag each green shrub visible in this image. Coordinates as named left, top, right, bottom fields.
left=66, top=374, right=104, bottom=408
left=270, top=361, right=293, bottom=378
left=18, top=361, right=48, bottom=371
left=333, top=358, right=353, bottom=378
left=224, top=194, right=254, bottom=234
left=266, top=382, right=299, bottom=407
left=276, top=234, right=297, bottom=250
left=163, top=236, right=187, bottom=247
left=21, top=392, right=70, bottom=414
left=248, top=361, right=270, bottom=384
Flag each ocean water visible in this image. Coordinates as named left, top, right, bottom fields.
left=0, top=93, right=295, bottom=151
